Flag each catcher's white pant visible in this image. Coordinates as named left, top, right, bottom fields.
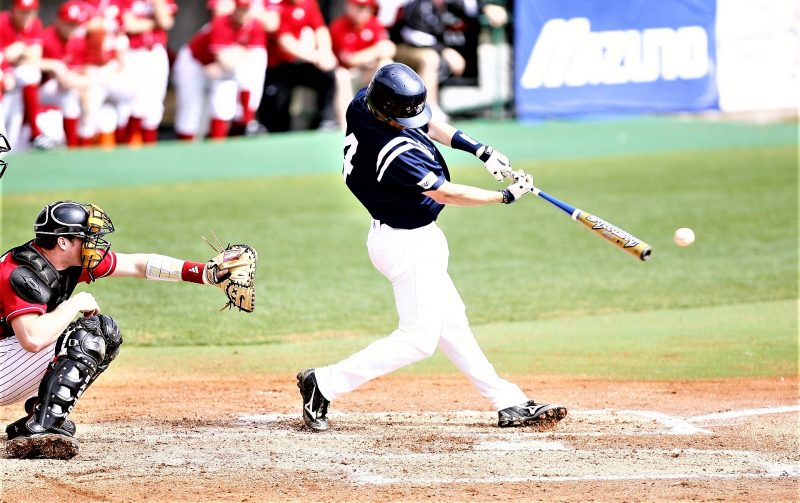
left=0, top=337, right=55, bottom=407
left=315, top=220, right=529, bottom=411
left=127, top=45, right=170, bottom=129
left=173, top=46, right=238, bottom=137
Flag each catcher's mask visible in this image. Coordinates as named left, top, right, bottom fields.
left=34, top=201, right=115, bottom=271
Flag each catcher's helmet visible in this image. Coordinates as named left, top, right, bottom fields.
left=34, top=201, right=115, bottom=270
left=366, top=63, right=432, bottom=129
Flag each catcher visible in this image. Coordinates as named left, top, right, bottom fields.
left=0, top=201, right=256, bottom=459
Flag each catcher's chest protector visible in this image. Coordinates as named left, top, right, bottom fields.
left=9, top=242, right=82, bottom=313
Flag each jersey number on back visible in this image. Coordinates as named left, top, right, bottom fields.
left=343, top=133, right=358, bottom=181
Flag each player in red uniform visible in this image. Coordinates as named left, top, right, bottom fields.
left=79, top=0, right=135, bottom=147
left=329, top=0, right=395, bottom=128
left=1, top=201, right=236, bottom=459
left=121, top=0, right=177, bottom=144
left=258, top=0, right=338, bottom=132
left=173, top=0, right=267, bottom=140
left=38, top=1, right=90, bottom=148
left=0, top=0, right=55, bottom=149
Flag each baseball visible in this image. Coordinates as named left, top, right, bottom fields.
left=673, top=227, right=695, bottom=247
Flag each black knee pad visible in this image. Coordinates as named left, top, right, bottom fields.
left=95, top=315, right=123, bottom=372
left=30, top=318, right=108, bottom=432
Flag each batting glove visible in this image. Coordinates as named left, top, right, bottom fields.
left=478, top=146, right=513, bottom=182
left=501, top=170, right=534, bottom=204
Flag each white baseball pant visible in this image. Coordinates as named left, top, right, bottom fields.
left=126, top=45, right=170, bottom=129
left=234, top=47, right=267, bottom=123
left=315, top=220, right=529, bottom=411
left=0, top=337, right=55, bottom=407
left=0, top=64, right=42, bottom=149
left=173, top=46, right=238, bottom=137
left=80, top=65, right=136, bottom=138
left=39, top=79, right=81, bottom=120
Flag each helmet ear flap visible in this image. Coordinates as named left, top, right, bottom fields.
left=366, top=63, right=431, bottom=129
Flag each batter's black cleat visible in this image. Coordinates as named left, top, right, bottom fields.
left=498, top=401, right=567, bottom=430
left=297, top=368, right=330, bottom=432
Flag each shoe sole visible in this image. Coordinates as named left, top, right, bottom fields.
left=499, top=405, right=568, bottom=430
left=297, top=371, right=330, bottom=432
left=7, top=434, right=80, bottom=459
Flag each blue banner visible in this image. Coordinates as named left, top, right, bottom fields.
left=514, top=0, right=718, bottom=119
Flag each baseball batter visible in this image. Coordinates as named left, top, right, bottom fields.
left=298, top=63, right=567, bottom=431
left=0, top=201, right=255, bottom=459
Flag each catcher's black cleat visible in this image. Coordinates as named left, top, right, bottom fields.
left=19, top=397, right=77, bottom=437
left=297, top=369, right=330, bottom=432
left=6, top=433, right=79, bottom=460
left=498, top=401, right=567, bottom=430
left=6, top=415, right=80, bottom=459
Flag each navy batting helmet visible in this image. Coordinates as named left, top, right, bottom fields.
left=366, top=63, right=432, bottom=129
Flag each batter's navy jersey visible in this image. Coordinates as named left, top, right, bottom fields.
left=343, top=88, right=450, bottom=229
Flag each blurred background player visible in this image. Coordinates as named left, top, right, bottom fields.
left=329, top=0, right=395, bottom=131
left=0, top=201, right=236, bottom=459
left=173, top=0, right=266, bottom=140
left=297, top=63, right=567, bottom=432
left=121, top=0, right=177, bottom=145
left=79, top=0, right=136, bottom=147
left=258, top=0, right=338, bottom=132
left=390, top=0, right=507, bottom=121
left=37, top=0, right=90, bottom=149
left=0, top=0, right=57, bottom=149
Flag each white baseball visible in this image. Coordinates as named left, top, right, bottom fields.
left=673, top=227, right=695, bottom=247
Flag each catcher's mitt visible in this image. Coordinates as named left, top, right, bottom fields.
left=204, top=234, right=258, bottom=313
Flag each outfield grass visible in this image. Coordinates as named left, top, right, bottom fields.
left=1, top=120, right=797, bottom=380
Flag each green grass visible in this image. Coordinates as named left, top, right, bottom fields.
left=118, top=299, right=797, bottom=379
left=1, top=122, right=797, bottom=380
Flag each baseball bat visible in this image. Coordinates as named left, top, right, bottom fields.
left=532, top=187, right=652, bottom=261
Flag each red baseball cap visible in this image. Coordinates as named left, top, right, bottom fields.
left=58, top=1, right=86, bottom=23
left=235, top=0, right=253, bottom=7
left=13, top=0, right=39, bottom=10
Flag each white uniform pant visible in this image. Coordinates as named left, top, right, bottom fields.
left=0, top=337, right=55, bottom=407
left=0, top=64, right=42, bottom=149
left=127, top=45, right=169, bottom=129
left=39, top=79, right=81, bottom=120
left=315, top=220, right=528, bottom=411
left=234, top=48, right=267, bottom=122
left=80, top=64, right=136, bottom=137
left=173, top=46, right=238, bottom=137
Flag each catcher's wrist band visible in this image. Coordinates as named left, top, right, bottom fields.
left=144, top=255, right=205, bottom=284
left=500, top=188, right=514, bottom=204
left=451, top=130, right=483, bottom=156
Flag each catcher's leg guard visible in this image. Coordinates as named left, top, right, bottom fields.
left=5, top=316, right=121, bottom=459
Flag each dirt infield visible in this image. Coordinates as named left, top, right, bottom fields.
left=1, top=372, right=797, bottom=502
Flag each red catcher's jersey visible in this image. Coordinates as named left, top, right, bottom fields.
left=329, top=15, right=387, bottom=69
left=0, top=244, right=117, bottom=339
